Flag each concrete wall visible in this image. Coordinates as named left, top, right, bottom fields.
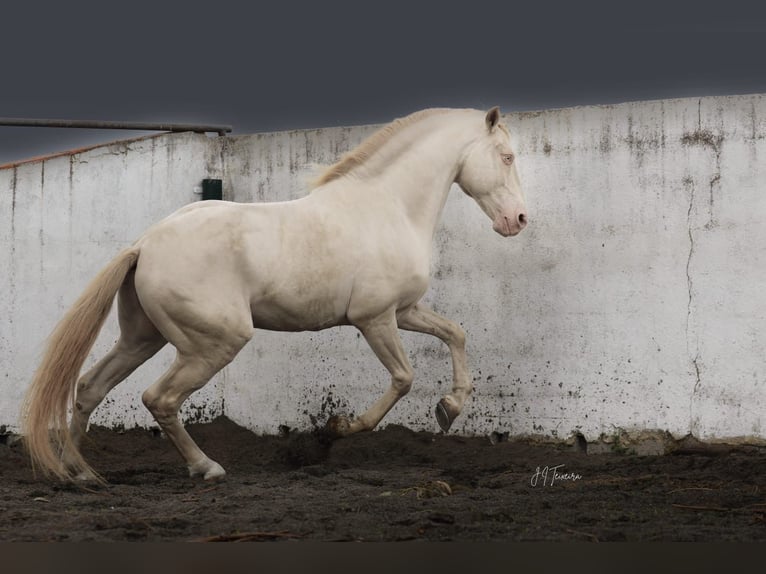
left=2, top=94, right=765, bottom=443
left=0, top=133, right=226, bottom=432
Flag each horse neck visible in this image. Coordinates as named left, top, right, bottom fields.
left=370, top=114, right=478, bottom=238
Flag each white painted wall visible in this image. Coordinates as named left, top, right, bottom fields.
left=0, top=133, right=226, bottom=432
left=2, top=95, right=765, bottom=443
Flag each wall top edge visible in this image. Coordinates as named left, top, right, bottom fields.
left=0, top=132, right=179, bottom=172
left=3, top=93, right=763, bottom=171
left=226, top=93, right=766, bottom=141
left=517, top=92, right=764, bottom=116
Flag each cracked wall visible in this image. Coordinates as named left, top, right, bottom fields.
left=1, top=95, right=765, bottom=442
left=220, top=95, right=766, bottom=442
left=514, top=95, right=766, bottom=442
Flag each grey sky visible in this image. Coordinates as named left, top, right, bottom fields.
left=2, top=0, right=766, bottom=164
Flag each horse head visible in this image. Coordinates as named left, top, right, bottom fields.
left=455, top=107, right=527, bottom=237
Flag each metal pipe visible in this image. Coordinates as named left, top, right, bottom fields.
left=0, top=118, right=232, bottom=136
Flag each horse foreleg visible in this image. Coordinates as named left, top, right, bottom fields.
left=330, top=311, right=414, bottom=436
left=396, top=303, right=472, bottom=432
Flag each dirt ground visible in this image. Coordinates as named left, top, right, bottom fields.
left=1, top=417, right=765, bottom=542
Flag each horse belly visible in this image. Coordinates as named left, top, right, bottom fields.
left=247, top=255, right=354, bottom=332
left=250, top=289, right=351, bottom=332
left=243, top=204, right=360, bottom=331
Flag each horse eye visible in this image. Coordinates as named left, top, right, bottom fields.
left=502, top=153, right=514, bottom=165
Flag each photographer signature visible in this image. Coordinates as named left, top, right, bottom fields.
left=530, top=464, right=582, bottom=487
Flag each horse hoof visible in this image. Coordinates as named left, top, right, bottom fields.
left=189, top=460, right=226, bottom=481
left=435, top=399, right=455, bottom=432
left=325, top=415, right=351, bottom=438
left=204, top=466, right=227, bottom=481
left=73, top=469, right=101, bottom=484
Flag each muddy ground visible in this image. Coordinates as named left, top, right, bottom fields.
left=1, top=417, right=765, bottom=541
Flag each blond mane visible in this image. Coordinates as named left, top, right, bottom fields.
left=311, top=108, right=455, bottom=188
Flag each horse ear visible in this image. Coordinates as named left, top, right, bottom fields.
left=485, top=106, right=501, bottom=131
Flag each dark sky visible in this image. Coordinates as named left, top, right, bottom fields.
left=2, top=0, right=766, bottom=165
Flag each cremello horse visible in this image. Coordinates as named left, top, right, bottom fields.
left=23, top=107, right=527, bottom=482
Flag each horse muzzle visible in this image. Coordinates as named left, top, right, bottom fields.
left=492, top=212, right=527, bottom=237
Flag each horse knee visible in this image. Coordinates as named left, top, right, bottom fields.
left=448, top=324, right=466, bottom=348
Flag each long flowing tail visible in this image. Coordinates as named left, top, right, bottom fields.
left=22, top=247, right=140, bottom=480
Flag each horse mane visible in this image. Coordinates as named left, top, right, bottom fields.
left=311, top=108, right=455, bottom=188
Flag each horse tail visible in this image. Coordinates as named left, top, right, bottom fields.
left=22, top=247, right=140, bottom=480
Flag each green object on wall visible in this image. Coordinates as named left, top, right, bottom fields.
left=202, top=178, right=222, bottom=201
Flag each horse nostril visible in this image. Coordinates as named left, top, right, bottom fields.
left=518, top=213, right=527, bottom=227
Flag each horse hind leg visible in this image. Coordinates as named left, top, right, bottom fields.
left=64, top=337, right=165, bottom=477
left=64, top=274, right=166, bottom=478
left=141, top=347, right=247, bottom=480
left=135, top=271, right=253, bottom=479
left=141, top=356, right=217, bottom=477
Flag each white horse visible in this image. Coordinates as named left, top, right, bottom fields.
left=22, top=107, right=527, bottom=481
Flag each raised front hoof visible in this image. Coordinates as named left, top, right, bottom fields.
left=324, top=415, right=352, bottom=438
left=188, top=459, right=227, bottom=481
left=435, top=399, right=457, bottom=433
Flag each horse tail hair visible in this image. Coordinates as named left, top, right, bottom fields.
left=22, top=247, right=140, bottom=481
